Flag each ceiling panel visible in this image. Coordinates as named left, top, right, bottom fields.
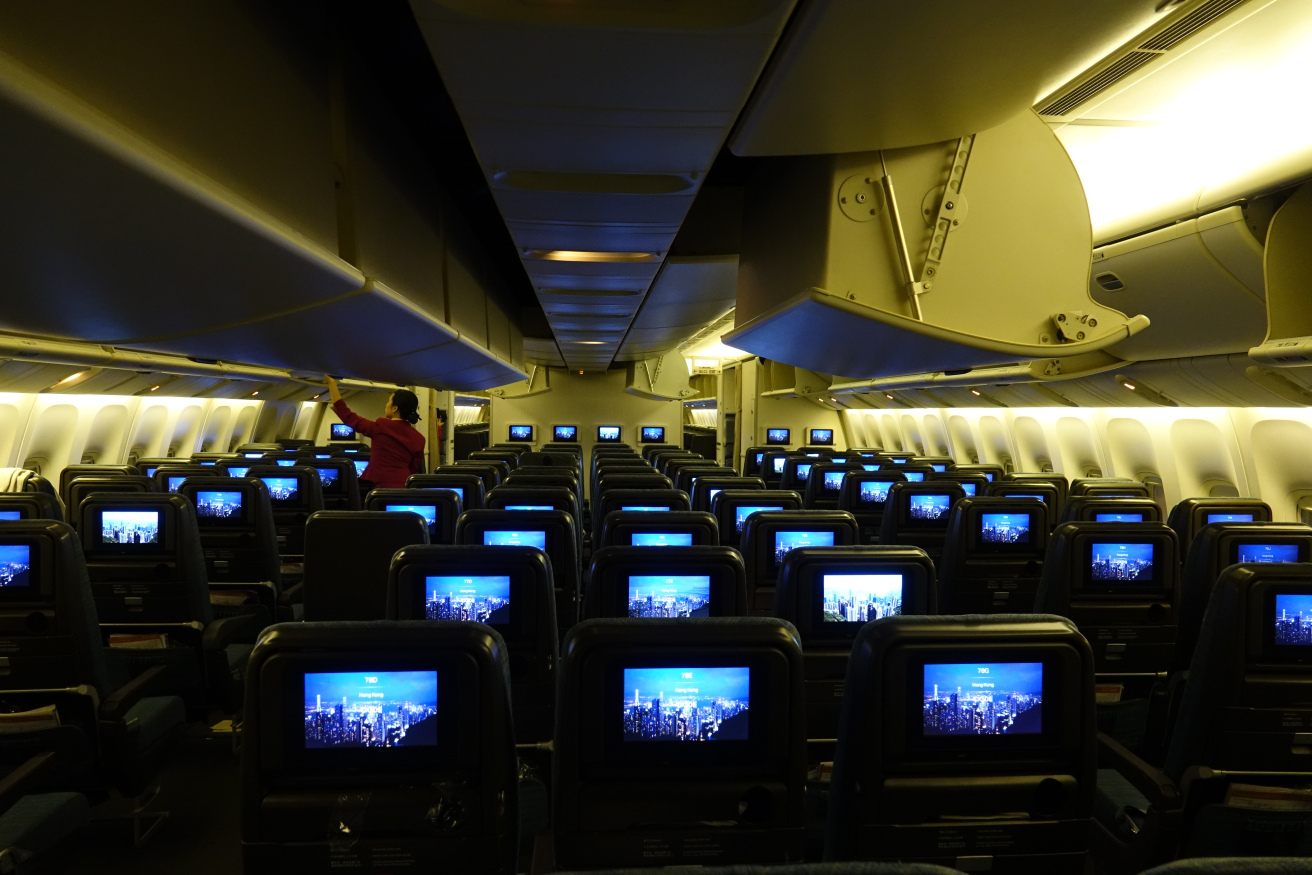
left=617, top=256, right=737, bottom=360
left=410, top=0, right=796, bottom=369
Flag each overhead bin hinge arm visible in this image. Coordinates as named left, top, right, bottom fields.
left=878, top=135, right=974, bottom=323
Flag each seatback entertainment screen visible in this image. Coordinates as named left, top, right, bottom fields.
left=923, top=662, right=1043, bottom=735
left=627, top=575, right=711, bottom=617
left=821, top=573, right=901, bottom=624
left=765, top=428, right=790, bottom=445
left=1275, top=594, right=1312, bottom=646
left=483, top=530, right=547, bottom=550
left=597, top=426, right=621, bottom=442
left=773, top=530, right=835, bottom=569
left=425, top=575, right=510, bottom=624
left=1090, top=542, right=1154, bottom=581
left=303, top=670, right=437, bottom=747
left=0, top=545, right=31, bottom=588
left=101, top=509, right=159, bottom=545
left=196, top=491, right=243, bottom=521
left=509, top=425, right=533, bottom=441
left=631, top=532, right=693, bottom=547
left=622, top=666, right=749, bottom=741
left=329, top=423, right=356, bottom=441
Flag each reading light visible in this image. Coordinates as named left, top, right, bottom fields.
left=526, top=249, right=659, bottom=263
left=251, top=391, right=259, bottom=396
left=313, top=394, right=320, bottom=399
left=1123, top=382, right=1136, bottom=391
left=885, top=394, right=895, bottom=400
left=567, top=341, right=606, bottom=345
left=971, top=389, right=981, bottom=396
left=56, top=372, right=84, bottom=385
left=150, top=385, right=160, bottom=391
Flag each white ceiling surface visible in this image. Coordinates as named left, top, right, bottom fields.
left=1058, top=0, right=1312, bottom=243
left=728, top=0, right=1165, bottom=155
left=409, top=0, right=796, bottom=370
left=0, top=49, right=525, bottom=391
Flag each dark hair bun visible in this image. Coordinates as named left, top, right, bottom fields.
left=392, top=389, right=421, bottom=426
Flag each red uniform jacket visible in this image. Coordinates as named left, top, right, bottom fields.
left=332, top=399, right=426, bottom=489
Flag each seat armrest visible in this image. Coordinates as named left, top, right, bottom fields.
left=100, top=664, right=169, bottom=722
left=276, top=581, right=304, bottom=606
left=0, top=752, right=57, bottom=815
left=201, top=613, right=260, bottom=652
left=1097, top=730, right=1181, bottom=810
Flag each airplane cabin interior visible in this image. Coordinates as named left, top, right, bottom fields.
left=2, top=1, right=1312, bottom=873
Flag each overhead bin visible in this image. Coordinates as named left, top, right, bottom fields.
left=1091, top=205, right=1267, bottom=361
left=1250, top=183, right=1312, bottom=367
left=0, top=48, right=524, bottom=390
left=724, top=110, right=1149, bottom=379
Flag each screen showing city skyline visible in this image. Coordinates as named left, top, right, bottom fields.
left=961, top=482, right=976, bottom=496
left=1238, top=543, right=1301, bottom=563
left=903, top=471, right=925, bottom=482
left=810, top=429, right=834, bottom=445
left=0, top=511, right=21, bottom=521
left=0, top=545, right=31, bottom=588
left=100, top=510, right=159, bottom=545
left=316, top=467, right=340, bottom=490
left=859, top=481, right=891, bottom=505
left=275, top=459, right=296, bottom=467
left=554, top=426, right=577, bottom=440
left=385, top=504, right=437, bottom=536
left=598, top=426, right=621, bottom=442
left=735, top=505, right=783, bottom=534
left=1209, top=512, right=1254, bottom=524
left=622, top=666, right=749, bottom=741
left=353, top=460, right=368, bottom=477
left=1275, top=594, right=1312, bottom=646
left=641, top=427, right=665, bottom=442
left=631, top=532, right=694, bottom=547
left=621, top=505, right=669, bottom=512
left=980, top=513, right=1030, bottom=545
left=773, top=457, right=786, bottom=473
left=262, top=477, right=299, bottom=503
left=1095, top=512, right=1144, bottom=523
left=509, top=425, right=533, bottom=440
left=823, top=470, right=846, bottom=492
left=627, top=575, right=711, bottom=617
left=821, top=573, right=901, bottom=623
left=483, top=530, right=546, bottom=549
left=330, top=423, right=355, bottom=440
left=425, top=575, right=510, bottom=624
left=774, top=530, right=835, bottom=569
left=1091, top=542, right=1154, bottom=581
left=766, top=428, right=790, bottom=444
left=303, top=670, right=437, bottom=748
left=196, top=491, right=242, bottom=520
left=909, top=494, right=951, bottom=521
left=167, top=475, right=187, bottom=493
left=923, top=662, right=1043, bottom=735
left=795, top=464, right=812, bottom=481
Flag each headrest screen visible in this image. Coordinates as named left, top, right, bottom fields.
left=627, top=575, right=711, bottom=617
left=316, top=468, right=340, bottom=491
left=821, top=573, right=901, bottom=624
left=352, top=460, right=368, bottom=477
left=795, top=464, right=812, bottom=480
left=425, top=575, right=510, bottom=624
left=923, top=662, right=1043, bottom=735
left=622, top=666, right=749, bottom=741
left=505, top=505, right=553, bottom=511
left=0, top=544, right=32, bottom=588
left=1275, top=594, right=1312, bottom=646
left=483, top=530, right=546, bottom=550
left=1238, top=543, right=1301, bottom=563
left=734, top=505, right=783, bottom=534
left=621, top=505, right=668, bottom=512
left=961, top=482, right=976, bottom=496
left=631, top=532, right=693, bottom=547
left=303, top=671, right=437, bottom=748
left=227, top=466, right=250, bottom=478
left=772, top=457, right=786, bottom=474
left=196, top=491, right=244, bottom=523
left=1091, top=542, right=1154, bottom=582
left=1096, top=512, right=1143, bottom=522
left=262, top=477, right=299, bottom=504
left=931, top=464, right=947, bottom=472
left=101, top=509, right=159, bottom=546
left=903, top=471, right=925, bottom=482
left=275, top=459, right=296, bottom=467
left=859, top=481, right=891, bottom=505
left=822, top=470, right=846, bottom=492
left=908, top=493, right=951, bottom=521
left=1208, top=512, right=1254, bottom=524
left=0, top=511, right=21, bottom=521
left=773, top=530, right=835, bottom=569
left=166, top=475, right=187, bottom=493
left=385, top=504, right=437, bottom=536
left=980, top=512, right=1030, bottom=545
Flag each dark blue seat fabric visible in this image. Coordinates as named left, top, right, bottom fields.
left=0, top=791, right=89, bottom=869
left=1144, top=859, right=1312, bottom=874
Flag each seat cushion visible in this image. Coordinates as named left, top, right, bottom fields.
left=0, top=792, right=88, bottom=862
left=123, top=695, right=186, bottom=753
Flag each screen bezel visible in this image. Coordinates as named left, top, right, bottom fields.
left=639, top=426, right=666, bottom=444
left=808, top=428, right=835, bottom=446
left=329, top=423, right=356, bottom=442
left=508, top=425, right=534, bottom=442
left=596, top=426, right=622, bottom=443
left=553, top=426, right=578, bottom=442
left=764, top=428, right=791, bottom=446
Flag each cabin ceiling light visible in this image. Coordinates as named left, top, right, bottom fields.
left=150, top=385, right=160, bottom=391
left=1122, top=381, right=1136, bottom=390
left=251, top=391, right=259, bottom=396
left=526, top=249, right=660, bottom=263
left=885, top=394, right=895, bottom=400
left=971, top=389, right=981, bottom=396
left=56, top=372, right=84, bottom=385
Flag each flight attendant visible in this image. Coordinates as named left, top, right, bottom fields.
left=325, top=377, right=426, bottom=490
